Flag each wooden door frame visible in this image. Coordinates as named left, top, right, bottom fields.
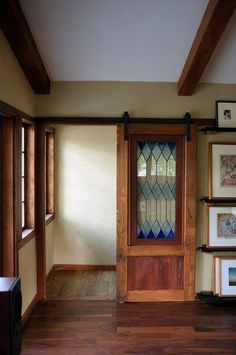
left=0, top=114, right=20, bottom=277
left=35, top=124, right=46, bottom=300
left=116, top=123, right=197, bottom=302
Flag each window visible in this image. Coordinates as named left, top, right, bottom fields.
left=136, top=141, right=176, bottom=240
left=45, top=130, right=55, bottom=222
left=130, top=134, right=184, bottom=246
left=21, top=126, right=26, bottom=229
left=21, top=123, right=35, bottom=241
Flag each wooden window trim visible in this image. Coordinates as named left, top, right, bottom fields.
left=19, top=229, right=36, bottom=249
left=1, top=116, right=15, bottom=276
left=45, top=130, right=55, bottom=222
left=19, top=123, right=35, bottom=247
left=22, top=117, right=35, bottom=125
left=129, top=134, right=184, bottom=246
left=46, top=213, right=55, bottom=226
left=21, top=124, right=26, bottom=230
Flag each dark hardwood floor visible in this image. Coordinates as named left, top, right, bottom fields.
left=46, top=270, right=116, bottom=300
left=22, top=300, right=236, bottom=354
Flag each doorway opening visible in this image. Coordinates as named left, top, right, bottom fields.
left=46, top=125, right=117, bottom=301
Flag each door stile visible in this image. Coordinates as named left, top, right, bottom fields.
left=116, top=124, right=128, bottom=302
left=184, top=124, right=197, bottom=301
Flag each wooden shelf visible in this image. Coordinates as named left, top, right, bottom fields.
left=197, top=244, right=236, bottom=252
left=197, top=291, right=236, bottom=303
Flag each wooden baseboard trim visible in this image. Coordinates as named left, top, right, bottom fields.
left=54, top=264, right=116, bottom=271
left=21, top=293, right=38, bottom=328
left=46, top=265, right=55, bottom=281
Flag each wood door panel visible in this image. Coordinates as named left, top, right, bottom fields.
left=116, top=124, right=197, bottom=302
left=128, top=124, right=185, bottom=135
left=128, top=256, right=184, bottom=291
left=127, top=245, right=184, bottom=256
left=127, top=289, right=185, bottom=302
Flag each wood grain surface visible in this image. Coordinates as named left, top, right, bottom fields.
left=22, top=300, right=236, bottom=354
left=127, top=256, right=184, bottom=290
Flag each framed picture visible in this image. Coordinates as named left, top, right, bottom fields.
left=209, top=143, right=236, bottom=199
left=207, top=205, right=236, bottom=247
left=214, top=256, right=236, bottom=296
left=216, top=101, right=236, bottom=128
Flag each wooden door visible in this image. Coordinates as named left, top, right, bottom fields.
left=117, top=124, right=196, bottom=302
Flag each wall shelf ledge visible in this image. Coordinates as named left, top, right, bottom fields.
left=197, top=291, right=236, bottom=303
left=200, top=197, right=236, bottom=204
left=197, top=244, right=236, bottom=252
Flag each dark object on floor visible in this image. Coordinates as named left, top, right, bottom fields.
left=0, top=277, right=22, bottom=355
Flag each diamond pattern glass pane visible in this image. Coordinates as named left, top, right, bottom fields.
left=137, top=141, right=176, bottom=240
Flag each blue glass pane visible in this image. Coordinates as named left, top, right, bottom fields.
left=137, top=141, right=176, bottom=240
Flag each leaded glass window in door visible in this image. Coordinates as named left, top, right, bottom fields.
left=137, top=141, right=176, bottom=240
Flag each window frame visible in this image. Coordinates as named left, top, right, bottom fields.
left=19, top=120, right=35, bottom=248
left=129, top=134, right=184, bottom=246
left=45, top=128, right=55, bottom=224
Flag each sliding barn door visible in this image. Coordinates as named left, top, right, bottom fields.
left=117, top=124, right=196, bottom=302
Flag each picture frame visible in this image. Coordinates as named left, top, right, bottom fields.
left=209, top=142, right=236, bottom=199
left=214, top=256, right=236, bottom=297
left=214, top=255, right=220, bottom=295
left=207, top=204, right=236, bottom=248
left=216, top=101, right=236, bottom=128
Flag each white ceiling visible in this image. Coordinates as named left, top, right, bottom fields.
left=19, top=0, right=236, bottom=83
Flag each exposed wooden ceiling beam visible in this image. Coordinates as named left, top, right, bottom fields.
left=178, top=0, right=236, bottom=96
left=0, top=0, right=50, bottom=94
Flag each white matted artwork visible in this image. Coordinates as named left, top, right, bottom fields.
left=209, top=143, right=236, bottom=199
left=220, top=258, right=236, bottom=296
left=208, top=205, right=236, bottom=247
left=216, top=101, right=236, bottom=128
left=214, top=256, right=236, bottom=296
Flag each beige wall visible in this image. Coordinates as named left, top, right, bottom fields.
left=36, top=81, right=236, bottom=118
left=0, top=30, right=35, bottom=116
left=19, top=238, right=37, bottom=315
left=54, top=126, right=116, bottom=265
left=46, top=221, right=55, bottom=275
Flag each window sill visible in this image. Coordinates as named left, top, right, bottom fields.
left=45, top=213, right=55, bottom=225
left=19, top=229, right=35, bottom=249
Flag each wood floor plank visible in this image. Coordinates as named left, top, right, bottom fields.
left=22, top=300, right=236, bottom=354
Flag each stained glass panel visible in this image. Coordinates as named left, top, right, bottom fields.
left=137, top=141, right=176, bottom=240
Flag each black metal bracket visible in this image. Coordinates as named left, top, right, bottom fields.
left=123, top=111, right=129, bottom=141
left=184, top=112, right=191, bottom=141
left=197, top=244, right=209, bottom=252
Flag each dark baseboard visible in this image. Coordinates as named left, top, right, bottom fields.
left=54, top=264, right=116, bottom=271
left=21, top=293, right=38, bottom=328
